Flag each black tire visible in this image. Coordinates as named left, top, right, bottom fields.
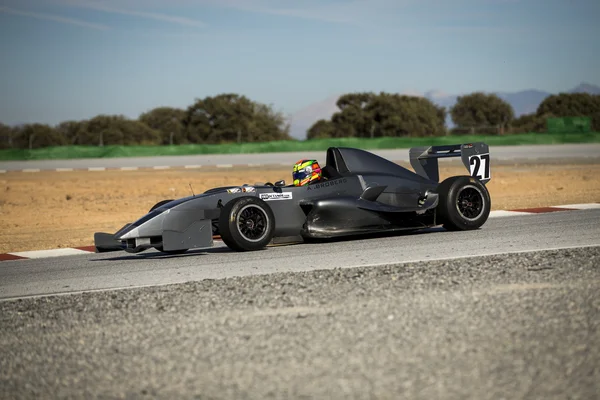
left=218, top=196, right=275, bottom=251
left=436, top=176, right=491, bottom=231
left=150, top=199, right=174, bottom=212
left=149, top=199, right=188, bottom=254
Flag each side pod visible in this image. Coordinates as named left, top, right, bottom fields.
left=360, top=185, right=386, bottom=201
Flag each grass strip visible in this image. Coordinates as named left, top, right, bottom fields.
left=1, top=132, right=599, bottom=161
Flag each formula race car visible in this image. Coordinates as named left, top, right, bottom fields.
left=94, top=143, right=492, bottom=254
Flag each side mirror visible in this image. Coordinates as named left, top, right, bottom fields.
left=274, top=180, right=286, bottom=187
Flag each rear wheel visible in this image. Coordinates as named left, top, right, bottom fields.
left=436, top=176, right=491, bottom=231
left=219, top=196, right=275, bottom=251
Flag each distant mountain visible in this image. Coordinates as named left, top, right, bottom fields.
left=495, top=90, right=550, bottom=116
left=288, top=94, right=342, bottom=140
left=568, top=83, right=600, bottom=94
left=289, top=82, right=600, bottom=139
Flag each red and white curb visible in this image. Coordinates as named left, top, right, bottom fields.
left=0, top=246, right=97, bottom=262
left=486, top=203, right=600, bottom=217
left=1, top=203, right=599, bottom=262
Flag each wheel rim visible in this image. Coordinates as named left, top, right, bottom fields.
left=236, top=204, right=269, bottom=242
left=455, top=185, right=485, bottom=221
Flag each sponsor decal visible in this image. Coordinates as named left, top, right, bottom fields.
left=227, top=186, right=255, bottom=193
left=259, top=192, right=293, bottom=201
left=307, top=178, right=348, bottom=190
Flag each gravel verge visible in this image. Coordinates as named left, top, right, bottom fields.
left=1, top=247, right=599, bottom=400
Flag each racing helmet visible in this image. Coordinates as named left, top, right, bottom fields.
left=293, top=159, right=322, bottom=186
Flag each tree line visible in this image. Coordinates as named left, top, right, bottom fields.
left=0, top=93, right=292, bottom=149
left=1, top=91, right=599, bottom=149
left=307, top=92, right=600, bottom=139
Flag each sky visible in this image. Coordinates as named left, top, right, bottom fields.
left=1, top=0, right=599, bottom=126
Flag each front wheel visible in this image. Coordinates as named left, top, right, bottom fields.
left=436, top=176, right=491, bottom=231
left=219, top=196, right=275, bottom=251
left=150, top=199, right=174, bottom=212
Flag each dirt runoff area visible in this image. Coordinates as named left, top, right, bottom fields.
left=1, top=162, right=599, bottom=253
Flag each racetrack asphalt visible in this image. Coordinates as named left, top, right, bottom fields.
left=1, top=143, right=599, bottom=171
left=1, top=209, right=599, bottom=300
left=1, top=246, right=599, bottom=399
left=2, top=145, right=599, bottom=399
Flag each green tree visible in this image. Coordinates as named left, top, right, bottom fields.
left=307, top=119, right=336, bottom=139
left=12, top=124, right=67, bottom=149
left=450, top=92, right=514, bottom=134
left=56, top=120, right=85, bottom=144
left=510, top=112, right=551, bottom=133
left=78, top=115, right=161, bottom=146
left=250, top=102, right=292, bottom=142
left=0, top=122, right=16, bottom=149
left=183, top=94, right=291, bottom=144
left=365, top=93, right=446, bottom=137
left=139, top=107, right=186, bottom=145
left=334, top=92, right=376, bottom=137
left=536, top=93, right=600, bottom=131
left=306, top=92, right=446, bottom=139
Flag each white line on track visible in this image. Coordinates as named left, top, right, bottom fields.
left=153, top=166, right=170, bottom=170
left=488, top=210, right=534, bottom=218
left=555, top=203, right=600, bottom=210
left=88, top=167, right=106, bottom=172
left=9, top=248, right=95, bottom=259
left=217, top=164, right=233, bottom=168
left=23, top=168, right=41, bottom=173
left=184, top=165, right=202, bottom=169
left=0, top=170, right=6, bottom=173
left=55, top=168, right=74, bottom=172
left=120, top=167, right=139, bottom=171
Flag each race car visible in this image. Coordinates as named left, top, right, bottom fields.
left=94, top=143, right=492, bottom=254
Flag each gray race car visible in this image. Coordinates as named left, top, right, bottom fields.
left=94, top=143, right=492, bottom=254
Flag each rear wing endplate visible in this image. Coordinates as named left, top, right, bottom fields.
left=409, top=142, right=491, bottom=185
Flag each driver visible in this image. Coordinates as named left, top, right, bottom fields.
left=293, top=159, right=323, bottom=186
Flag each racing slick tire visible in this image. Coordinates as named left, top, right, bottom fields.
left=149, top=199, right=189, bottom=254
left=219, top=196, right=275, bottom=252
left=436, top=176, right=491, bottom=231
left=150, top=199, right=174, bottom=211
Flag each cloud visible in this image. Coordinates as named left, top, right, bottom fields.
left=234, top=0, right=451, bottom=27
left=260, top=7, right=356, bottom=24
left=61, top=0, right=206, bottom=27
left=0, top=5, right=109, bottom=30
left=46, top=0, right=411, bottom=27
left=205, top=0, right=380, bottom=25
left=401, top=89, right=425, bottom=97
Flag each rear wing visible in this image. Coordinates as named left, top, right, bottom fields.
left=409, top=142, right=491, bottom=185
